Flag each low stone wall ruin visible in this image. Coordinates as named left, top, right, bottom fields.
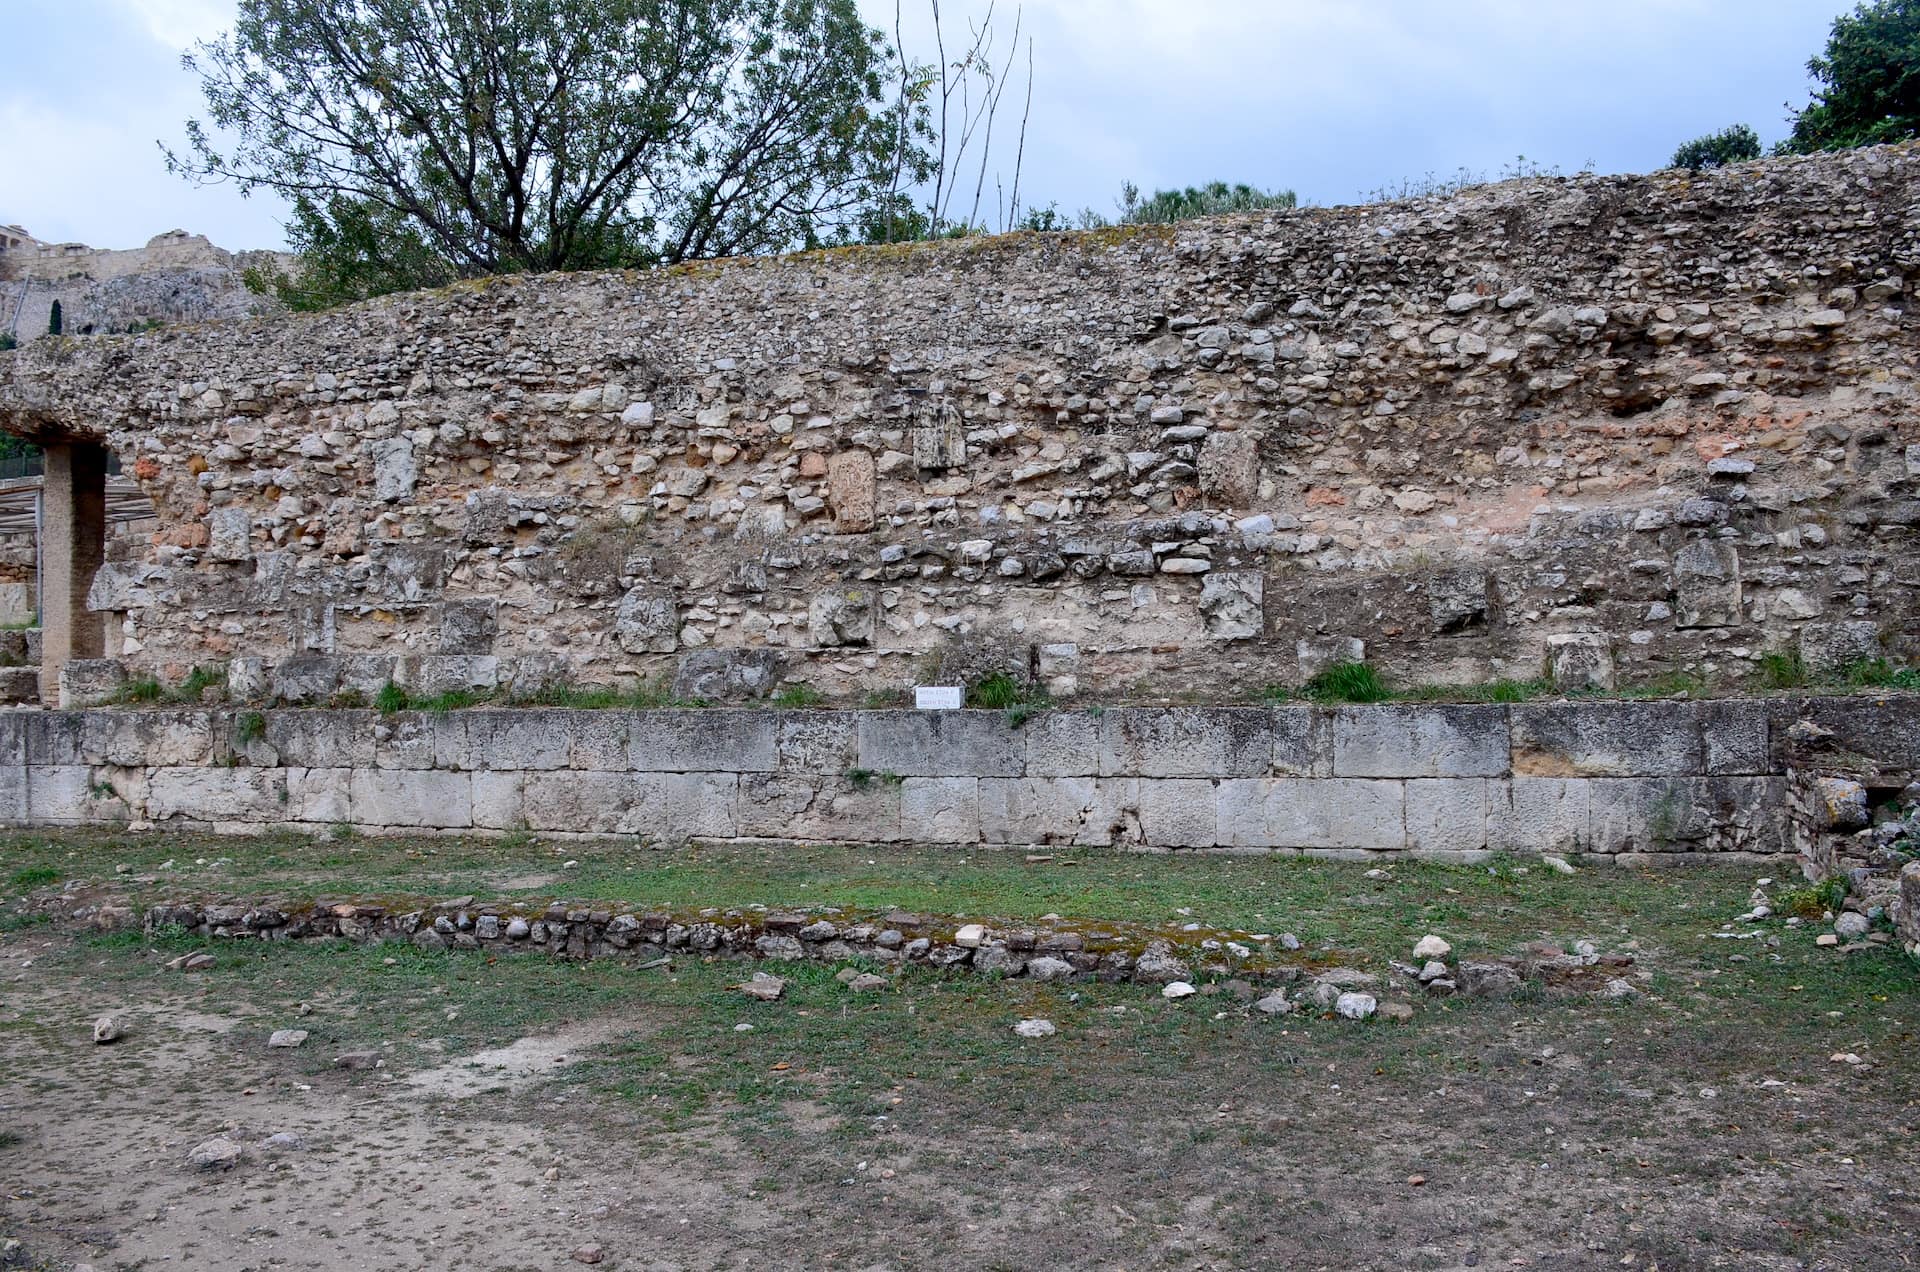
left=8, top=695, right=1918, bottom=861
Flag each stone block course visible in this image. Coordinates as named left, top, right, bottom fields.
left=1332, top=705, right=1507, bottom=778
left=1511, top=702, right=1702, bottom=777
left=0, top=698, right=1893, bottom=859
left=856, top=711, right=1024, bottom=777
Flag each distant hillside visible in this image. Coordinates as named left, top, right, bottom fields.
left=0, top=225, right=295, bottom=342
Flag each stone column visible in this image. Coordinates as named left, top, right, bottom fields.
left=39, top=441, right=107, bottom=704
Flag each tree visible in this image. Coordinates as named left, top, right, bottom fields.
left=1116, top=181, right=1296, bottom=224
left=1780, top=0, right=1920, bottom=153
left=1671, top=123, right=1762, bottom=170
left=169, top=0, right=913, bottom=306
left=47, top=301, right=61, bottom=337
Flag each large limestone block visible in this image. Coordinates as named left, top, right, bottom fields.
left=1792, top=696, right=1920, bottom=768
left=1332, top=705, right=1508, bottom=778
left=900, top=776, right=980, bottom=842
left=289, top=767, right=353, bottom=823
left=775, top=712, right=858, bottom=774
left=1546, top=633, right=1615, bottom=692
left=260, top=710, right=377, bottom=769
left=1098, top=708, right=1278, bottom=778
left=624, top=772, right=738, bottom=839
left=979, top=777, right=1140, bottom=846
left=349, top=769, right=473, bottom=828
left=1137, top=779, right=1219, bottom=848
left=1492, top=778, right=1591, bottom=855
left=0, top=765, right=26, bottom=821
left=628, top=710, right=776, bottom=773
left=827, top=450, right=877, bottom=533
left=270, top=654, right=342, bottom=705
left=147, top=767, right=290, bottom=823
left=1426, top=568, right=1490, bottom=633
left=471, top=770, right=525, bottom=830
left=1216, top=778, right=1405, bottom=850
left=1404, top=779, right=1492, bottom=855
left=1510, top=702, right=1702, bottom=777
left=25, top=765, right=119, bottom=823
left=372, top=712, right=470, bottom=771
left=1586, top=776, right=1783, bottom=855
left=1699, top=699, right=1776, bottom=775
left=1672, top=541, right=1742, bottom=628
left=911, top=397, right=967, bottom=470
left=737, top=773, right=903, bottom=842
left=567, top=712, right=631, bottom=771
left=1024, top=711, right=1102, bottom=778
left=80, top=710, right=215, bottom=767
left=467, top=710, right=574, bottom=772
left=23, top=713, right=86, bottom=766
left=856, top=710, right=1024, bottom=777
left=1269, top=707, right=1331, bottom=777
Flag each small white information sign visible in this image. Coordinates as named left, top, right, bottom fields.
left=915, top=685, right=964, bottom=710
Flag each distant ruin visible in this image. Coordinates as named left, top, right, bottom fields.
left=0, top=224, right=292, bottom=343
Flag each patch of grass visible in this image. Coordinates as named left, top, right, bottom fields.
left=967, top=672, right=1041, bottom=711
left=1840, top=658, right=1920, bottom=691
left=861, top=687, right=910, bottom=708
left=1302, top=662, right=1392, bottom=704
left=1611, top=671, right=1709, bottom=699
left=1756, top=651, right=1808, bottom=691
left=375, top=681, right=410, bottom=714
left=771, top=684, right=827, bottom=709
left=7, top=865, right=58, bottom=890
left=110, top=677, right=167, bottom=705
left=1774, top=876, right=1847, bottom=919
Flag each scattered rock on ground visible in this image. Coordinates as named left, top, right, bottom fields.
left=735, top=972, right=786, bottom=1001
left=91, top=1015, right=123, bottom=1044
left=1412, top=934, right=1452, bottom=961
left=1457, top=961, right=1523, bottom=998
left=572, top=1244, right=605, bottom=1265
left=187, top=1137, right=243, bottom=1171
left=846, top=973, right=888, bottom=993
left=1377, top=1001, right=1415, bottom=1021
left=335, top=1051, right=381, bottom=1070
left=1835, top=912, right=1870, bottom=940
left=167, top=952, right=216, bottom=972
left=1013, top=1018, right=1056, bottom=1039
left=1162, top=981, right=1196, bottom=1000
left=267, top=1029, right=308, bottom=1049
left=1253, top=991, right=1294, bottom=1016
left=1025, top=955, right=1075, bottom=982
left=1335, top=992, right=1378, bottom=1020
left=953, top=923, right=987, bottom=948
left=262, top=1132, right=304, bottom=1152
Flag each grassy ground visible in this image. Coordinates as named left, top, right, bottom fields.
left=3, top=830, right=1918, bottom=1270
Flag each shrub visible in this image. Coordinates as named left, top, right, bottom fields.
left=1671, top=123, right=1762, bottom=171
left=1118, top=180, right=1297, bottom=224
left=1775, top=877, right=1847, bottom=919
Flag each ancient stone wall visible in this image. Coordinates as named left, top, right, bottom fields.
left=13, top=695, right=1919, bottom=860
left=4, top=148, right=1920, bottom=702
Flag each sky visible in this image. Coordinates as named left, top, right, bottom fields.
left=0, top=0, right=1848, bottom=252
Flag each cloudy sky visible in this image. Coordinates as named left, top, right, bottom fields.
left=1, top=0, right=1845, bottom=252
